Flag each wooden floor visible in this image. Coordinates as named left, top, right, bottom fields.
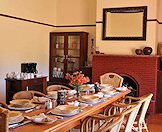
left=146, top=114, right=162, bottom=132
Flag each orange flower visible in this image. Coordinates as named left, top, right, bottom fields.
left=66, top=71, right=90, bottom=87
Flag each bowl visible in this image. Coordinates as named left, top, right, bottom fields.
left=80, top=95, right=99, bottom=102
left=55, top=105, right=79, bottom=114
left=10, top=99, right=31, bottom=106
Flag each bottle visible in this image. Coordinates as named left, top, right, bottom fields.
left=46, top=99, right=52, bottom=110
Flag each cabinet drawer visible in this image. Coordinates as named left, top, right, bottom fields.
left=27, top=78, right=43, bottom=86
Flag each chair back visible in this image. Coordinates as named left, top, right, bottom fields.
left=81, top=114, right=124, bottom=132
left=121, top=102, right=141, bottom=132
left=138, top=93, right=153, bottom=123
left=46, top=85, right=71, bottom=92
left=13, top=91, right=33, bottom=100
left=0, top=107, right=8, bottom=132
left=13, top=90, right=45, bottom=100
left=100, top=73, right=123, bottom=87
left=0, top=102, right=8, bottom=109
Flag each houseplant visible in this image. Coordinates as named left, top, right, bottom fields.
left=65, top=71, right=90, bottom=97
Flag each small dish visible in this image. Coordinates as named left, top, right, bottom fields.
left=80, top=95, right=99, bottom=102
left=8, top=111, right=24, bottom=124
left=10, top=99, right=31, bottom=106
left=50, top=105, right=80, bottom=116
left=25, top=113, right=56, bottom=124
left=116, top=87, right=128, bottom=92
left=8, top=103, right=36, bottom=111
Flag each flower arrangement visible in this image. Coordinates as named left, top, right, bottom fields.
left=65, top=71, right=90, bottom=97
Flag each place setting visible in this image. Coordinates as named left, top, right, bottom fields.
left=48, top=105, right=81, bottom=117
left=8, top=99, right=36, bottom=111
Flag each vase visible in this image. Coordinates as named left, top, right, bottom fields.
left=135, top=49, right=143, bottom=55
left=143, top=47, right=153, bottom=55
left=74, top=85, right=81, bottom=98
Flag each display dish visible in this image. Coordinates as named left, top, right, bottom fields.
left=32, top=96, right=49, bottom=104
left=8, top=111, right=24, bottom=124
left=50, top=105, right=80, bottom=116
left=25, top=113, right=56, bottom=124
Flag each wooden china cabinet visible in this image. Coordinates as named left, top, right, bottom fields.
left=49, top=32, right=89, bottom=84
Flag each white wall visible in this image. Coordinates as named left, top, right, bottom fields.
left=55, top=0, right=96, bottom=64
left=96, top=0, right=158, bottom=55
left=0, top=0, right=97, bottom=101
left=0, top=0, right=57, bottom=101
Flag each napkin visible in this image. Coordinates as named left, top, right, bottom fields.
left=94, top=92, right=104, bottom=98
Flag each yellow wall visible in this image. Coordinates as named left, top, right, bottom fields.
left=96, top=0, right=158, bottom=55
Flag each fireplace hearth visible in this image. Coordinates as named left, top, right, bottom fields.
left=92, top=54, right=162, bottom=114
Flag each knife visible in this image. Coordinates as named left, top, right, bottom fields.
left=9, top=120, right=32, bottom=129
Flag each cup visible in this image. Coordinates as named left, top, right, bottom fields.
left=57, top=90, right=66, bottom=105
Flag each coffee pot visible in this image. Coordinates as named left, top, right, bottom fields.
left=21, top=63, right=38, bottom=73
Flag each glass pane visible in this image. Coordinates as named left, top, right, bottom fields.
left=54, top=36, right=64, bottom=49
left=52, top=57, right=64, bottom=78
left=56, top=49, right=64, bottom=57
left=67, top=58, right=79, bottom=72
left=68, top=35, right=80, bottom=57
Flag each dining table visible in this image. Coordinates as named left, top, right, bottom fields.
left=9, top=90, right=130, bottom=132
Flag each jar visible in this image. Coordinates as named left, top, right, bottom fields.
left=143, top=47, right=153, bottom=55
left=135, top=49, right=143, bottom=55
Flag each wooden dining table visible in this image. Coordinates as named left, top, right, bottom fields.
left=9, top=90, right=130, bottom=132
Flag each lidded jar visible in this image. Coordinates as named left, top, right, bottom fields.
left=143, top=47, right=153, bottom=55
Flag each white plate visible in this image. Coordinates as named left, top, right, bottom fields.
left=8, top=103, right=36, bottom=111
left=50, top=105, right=80, bottom=117
left=79, top=98, right=101, bottom=105
left=9, top=115, right=24, bottom=125
left=116, top=87, right=128, bottom=92
left=25, top=113, right=57, bottom=124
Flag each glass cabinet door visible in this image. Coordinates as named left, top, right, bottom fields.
left=67, top=35, right=80, bottom=72
left=52, top=35, right=65, bottom=78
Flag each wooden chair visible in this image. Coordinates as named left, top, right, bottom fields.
left=81, top=114, right=124, bottom=132
left=46, top=85, right=71, bottom=92
left=0, top=101, right=8, bottom=109
left=81, top=102, right=141, bottom=132
left=0, top=107, right=8, bottom=132
left=104, top=93, right=153, bottom=132
left=13, top=90, right=45, bottom=100
left=100, top=73, right=123, bottom=87
left=119, top=93, right=153, bottom=132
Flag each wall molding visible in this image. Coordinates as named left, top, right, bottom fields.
left=0, top=13, right=96, bottom=28
left=0, top=13, right=56, bottom=27
left=147, top=19, right=162, bottom=24
left=1, top=13, right=162, bottom=27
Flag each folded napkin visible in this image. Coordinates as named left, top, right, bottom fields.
left=25, top=113, right=50, bottom=123
left=94, top=92, right=104, bottom=98
left=116, top=86, right=128, bottom=91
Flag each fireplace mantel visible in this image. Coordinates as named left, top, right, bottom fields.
left=92, top=54, right=162, bottom=114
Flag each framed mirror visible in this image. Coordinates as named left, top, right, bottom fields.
left=102, top=6, right=147, bottom=40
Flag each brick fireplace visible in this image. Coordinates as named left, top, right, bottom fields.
left=92, top=54, right=162, bottom=114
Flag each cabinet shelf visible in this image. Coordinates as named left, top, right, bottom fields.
left=49, top=32, right=88, bottom=84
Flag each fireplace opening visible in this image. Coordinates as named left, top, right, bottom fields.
left=121, top=75, right=139, bottom=97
